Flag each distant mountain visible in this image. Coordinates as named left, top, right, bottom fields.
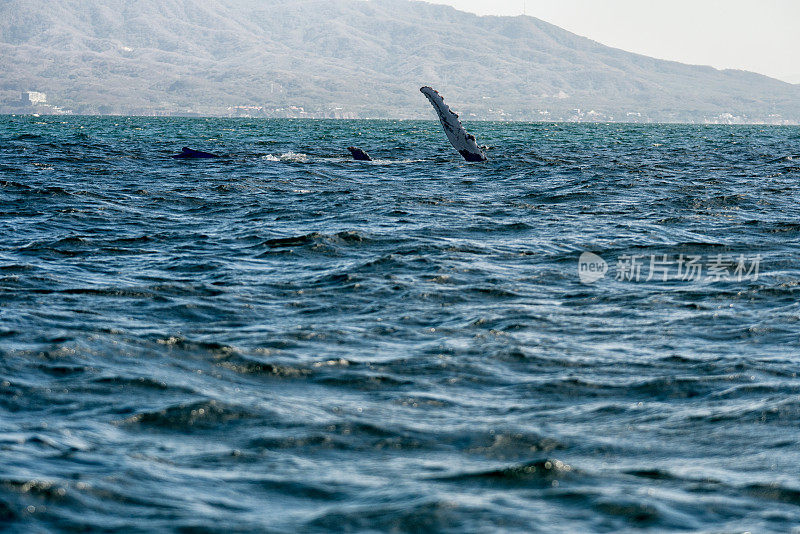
left=1, top=0, right=798, bottom=122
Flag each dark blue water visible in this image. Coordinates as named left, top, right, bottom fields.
left=1, top=116, right=800, bottom=532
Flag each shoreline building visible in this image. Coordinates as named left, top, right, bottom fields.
left=21, top=91, right=47, bottom=105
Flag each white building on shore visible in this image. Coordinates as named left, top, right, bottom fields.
left=22, top=91, right=47, bottom=105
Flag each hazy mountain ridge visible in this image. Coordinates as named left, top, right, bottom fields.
left=1, top=0, right=798, bottom=122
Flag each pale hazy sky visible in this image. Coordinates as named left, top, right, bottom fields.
left=425, top=0, right=800, bottom=84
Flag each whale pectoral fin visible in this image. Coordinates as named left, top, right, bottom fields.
left=459, top=150, right=487, bottom=163
left=420, top=86, right=486, bottom=162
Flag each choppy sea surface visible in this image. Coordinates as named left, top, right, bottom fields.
left=1, top=116, right=800, bottom=533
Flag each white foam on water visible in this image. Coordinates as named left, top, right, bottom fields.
left=262, top=152, right=310, bottom=163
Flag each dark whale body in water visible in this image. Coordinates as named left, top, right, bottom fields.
left=172, top=147, right=220, bottom=159
left=347, top=147, right=372, bottom=161
left=420, top=86, right=487, bottom=162
left=458, top=149, right=486, bottom=163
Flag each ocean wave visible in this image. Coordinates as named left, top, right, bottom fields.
left=3, top=118, right=800, bottom=532
left=119, top=399, right=262, bottom=430
left=434, top=459, right=576, bottom=485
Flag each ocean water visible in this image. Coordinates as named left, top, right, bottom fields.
left=1, top=115, right=800, bottom=533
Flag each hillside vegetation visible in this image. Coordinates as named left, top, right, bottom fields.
left=1, top=0, right=798, bottom=122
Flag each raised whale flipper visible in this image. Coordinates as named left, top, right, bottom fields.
left=171, top=147, right=220, bottom=159
left=347, top=147, right=372, bottom=161
left=420, top=86, right=486, bottom=162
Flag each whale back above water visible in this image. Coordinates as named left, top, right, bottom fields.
left=347, top=147, right=372, bottom=161
left=172, top=147, right=220, bottom=159
left=420, top=86, right=486, bottom=162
